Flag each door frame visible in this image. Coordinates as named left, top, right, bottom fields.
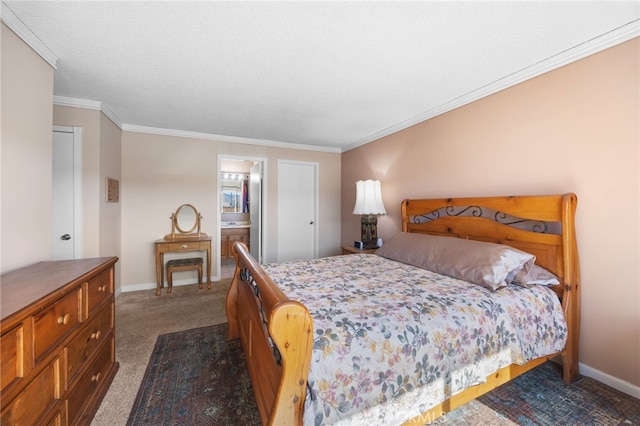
left=216, top=154, right=267, bottom=273
left=52, top=125, right=83, bottom=259
left=277, top=159, right=319, bottom=262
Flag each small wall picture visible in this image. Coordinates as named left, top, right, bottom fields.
left=106, top=177, right=119, bottom=202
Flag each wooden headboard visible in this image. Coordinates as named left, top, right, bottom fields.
left=401, top=193, right=580, bottom=381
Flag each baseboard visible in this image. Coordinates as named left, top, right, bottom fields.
left=119, top=276, right=221, bottom=294
left=120, top=282, right=157, bottom=293
left=580, top=362, right=640, bottom=399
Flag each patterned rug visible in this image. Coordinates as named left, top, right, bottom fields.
left=127, top=324, right=260, bottom=426
left=128, top=324, right=640, bottom=425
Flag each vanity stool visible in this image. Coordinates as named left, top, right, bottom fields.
left=166, top=257, right=203, bottom=293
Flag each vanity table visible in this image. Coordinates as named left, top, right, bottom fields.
left=154, top=204, right=212, bottom=296
left=154, top=237, right=211, bottom=296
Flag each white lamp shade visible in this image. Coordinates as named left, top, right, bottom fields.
left=353, top=180, right=386, bottom=215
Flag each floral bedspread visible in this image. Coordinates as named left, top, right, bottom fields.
left=262, top=254, right=567, bottom=426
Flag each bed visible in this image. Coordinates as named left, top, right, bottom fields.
left=225, top=193, right=580, bottom=425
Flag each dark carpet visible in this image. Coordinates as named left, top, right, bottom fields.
left=128, top=324, right=640, bottom=425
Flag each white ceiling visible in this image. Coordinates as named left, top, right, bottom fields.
left=3, top=1, right=638, bottom=152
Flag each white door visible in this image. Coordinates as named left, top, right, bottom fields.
left=249, top=162, right=262, bottom=263
left=277, top=160, right=318, bottom=262
left=52, top=129, right=76, bottom=260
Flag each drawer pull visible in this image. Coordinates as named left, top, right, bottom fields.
left=91, top=330, right=102, bottom=340
left=57, top=313, right=71, bottom=325
left=97, top=284, right=107, bottom=292
left=91, top=372, right=101, bottom=383
left=181, top=244, right=188, bottom=248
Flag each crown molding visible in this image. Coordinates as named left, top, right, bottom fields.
left=342, top=20, right=640, bottom=152
left=98, top=103, right=123, bottom=129
left=52, top=95, right=339, bottom=152
left=1, top=2, right=57, bottom=69
left=53, top=95, right=101, bottom=110
left=53, top=96, right=123, bottom=128
left=122, top=124, right=341, bottom=153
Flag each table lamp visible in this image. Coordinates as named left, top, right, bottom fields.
left=352, top=179, right=386, bottom=249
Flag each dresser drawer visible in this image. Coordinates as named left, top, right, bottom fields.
left=32, top=288, right=82, bottom=363
left=44, top=406, right=64, bottom=426
left=1, top=356, right=60, bottom=425
left=165, top=241, right=207, bottom=251
left=66, top=303, right=113, bottom=386
left=1, top=324, right=24, bottom=394
left=67, top=337, right=114, bottom=425
left=86, top=269, right=112, bottom=317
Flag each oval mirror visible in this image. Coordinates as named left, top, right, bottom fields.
left=175, top=204, right=197, bottom=234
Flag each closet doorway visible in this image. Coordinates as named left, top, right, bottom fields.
left=218, top=155, right=265, bottom=279
left=277, top=160, right=318, bottom=262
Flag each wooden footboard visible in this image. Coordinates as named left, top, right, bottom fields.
left=226, top=242, right=313, bottom=426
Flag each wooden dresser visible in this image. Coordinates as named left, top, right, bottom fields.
left=1, top=257, right=119, bottom=425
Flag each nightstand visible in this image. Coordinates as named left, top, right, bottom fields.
left=341, top=246, right=378, bottom=255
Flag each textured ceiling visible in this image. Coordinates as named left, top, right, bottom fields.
left=3, top=1, right=639, bottom=152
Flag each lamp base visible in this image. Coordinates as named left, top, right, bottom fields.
left=360, top=214, right=379, bottom=250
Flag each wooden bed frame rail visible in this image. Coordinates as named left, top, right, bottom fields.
left=226, top=242, right=313, bottom=426
left=226, top=193, right=580, bottom=425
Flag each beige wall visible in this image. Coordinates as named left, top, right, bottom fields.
left=342, top=38, right=640, bottom=388
left=120, top=131, right=341, bottom=290
left=1, top=23, right=54, bottom=272
left=1, top=23, right=121, bottom=282
left=99, top=114, right=122, bottom=284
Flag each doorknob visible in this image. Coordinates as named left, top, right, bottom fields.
left=60, top=234, right=71, bottom=240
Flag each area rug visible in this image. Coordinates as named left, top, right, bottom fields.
left=127, top=323, right=260, bottom=426
left=128, top=324, right=640, bottom=425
